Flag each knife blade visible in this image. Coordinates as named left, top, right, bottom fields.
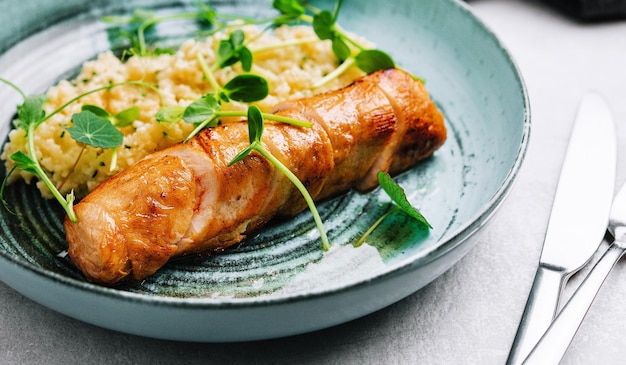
left=506, top=92, right=616, bottom=365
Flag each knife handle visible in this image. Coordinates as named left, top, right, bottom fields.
left=506, top=266, right=566, bottom=365
left=522, top=242, right=626, bottom=364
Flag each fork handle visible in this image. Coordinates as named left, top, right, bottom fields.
left=523, top=242, right=626, bottom=364
left=506, top=266, right=567, bottom=365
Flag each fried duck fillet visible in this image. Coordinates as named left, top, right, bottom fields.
left=64, top=68, right=446, bottom=284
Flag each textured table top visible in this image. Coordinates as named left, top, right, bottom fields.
left=2, top=0, right=626, bottom=363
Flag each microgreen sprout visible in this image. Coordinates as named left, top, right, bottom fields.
left=154, top=42, right=285, bottom=142
left=0, top=89, right=78, bottom=221
left=229, top=105, right=330, bottom=250
left=104, top=8, right=202, bottom=57
left=272, top=0, right=307, bottom=23
left=216, top=29, right=253, bottom=71
left=81, top=104, right=140, bottom=128
left=0, top=79, right=158, bottom=221
left=354, top=172, right=431, bottom=247
left=195, top=49, right=269, bottom=104
left=309, top=2, right=397, bottom=87
left=105, top=0, right=404, bottom=86
left=156, top=93, right=311, bottom=143
left=103, top=2, right=292, bottom=58
left=270, top=0, right=399, bottom=87
left=192, top=28, right=269, bottom=103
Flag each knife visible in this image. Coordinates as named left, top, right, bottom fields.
left=506, top=92, right=617, bottom=365
left=523, top=178, right=626, bottom=364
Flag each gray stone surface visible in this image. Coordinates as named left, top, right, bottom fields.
left=2, top=0, right=626, bottom=363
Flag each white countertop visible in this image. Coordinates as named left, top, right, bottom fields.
left=2, top=0, right=626, bottom=363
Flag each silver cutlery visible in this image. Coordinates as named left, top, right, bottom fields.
left=523, top=177, right=626, bottom=364
left=506, top=92, right=617, bottom=365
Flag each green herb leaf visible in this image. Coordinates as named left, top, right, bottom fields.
left=67, top=111, right=124, bottom=149
left=82, top=104, right=138, bottom=128
left=246, top=105, right=264, bottom=143
left=312, top=10, right=335, bottom=40
left=217, top=40, right=235, bottom=66
left=104, top=9, right=158, bottom=56
left=218, top=91, right=230, bottom=103
left=183, top=94, right=221, bottom=124
left=196, top=2, right=218, bottom=25
left=377, top=171, right=431, bottom=228
left=216, top=30, right=253, bottom=70
left=228, top=144, right=256, bottom=166
left=272, top=0, right=306, bottom=18
left=228, top=106, right=264, bottom=165
left=230, top=28, right=245, bottom=48
left=332, top=38, right=351, bottom=62
left=9, top=151, right=39, bottom=175
left=114, top=106, right=140, bottom=127
left=152, top=47, right=176, bottom=56
left=81, top=104, right=110, bottom=119
left=222, top=74, right=269, bottom=102
left=239, top=47, right=253, bottom=72
left=16, top=94, right=47, bottom=130
left=156, top=105, right=185, bottom=122
left=355, top=49, right=395, bottom=74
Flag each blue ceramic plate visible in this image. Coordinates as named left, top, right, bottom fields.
left=0, top=0, right=529, bottom=342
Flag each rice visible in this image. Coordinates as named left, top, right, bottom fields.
left=1, top=24, right=369, bottom=198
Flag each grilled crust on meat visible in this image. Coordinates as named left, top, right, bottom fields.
left=64, top=68, right=446, bottom=283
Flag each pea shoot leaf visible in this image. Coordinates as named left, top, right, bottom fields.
left=239, top=47, right=253, bottom=72
left=246, top=105, right=264, bottom=143
left=229, top=144, right=255, bottom=166
left=222, top=74, right=269, bottom=102
left=377, top=171, right=431, bottom=228
left=183, top=94, right=221, bottom=125
left=312, top=7, right=354, bottom=63
left=104, top=9, right=158, bottom=56
left=81, top=104, right=110, bottom=118
left=196, top=2, right=218, bottom=25
left=217, top=40, right=234, bottom=64
left=67, top=111, right=124, bottom=149
left=9, top=151, right=39, bottom=175
left=272, top=0, right=306, bottom=18
left=217, top=30, right=253, bottom=71
left=114, top=106, right=140, bottom=127
left=16, top=94, right=47, bottom=130
left=228, top=105, right=264, bottom=166
left=82, top=104, right=139, bottom=127
left=332, top=38, right=350, bottom=62
left=355, top=50, right=395, bottom=74
left=156, top=105, right=186, bottom=122
left=230, top=28, right=245, bottom=48
left=312, top=10, right=335, bottom=40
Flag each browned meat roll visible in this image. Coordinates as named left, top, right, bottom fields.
left=64, top=68, right=446, bottom=284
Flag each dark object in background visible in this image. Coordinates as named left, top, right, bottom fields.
left=542, top=0, right=626, bottom=21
